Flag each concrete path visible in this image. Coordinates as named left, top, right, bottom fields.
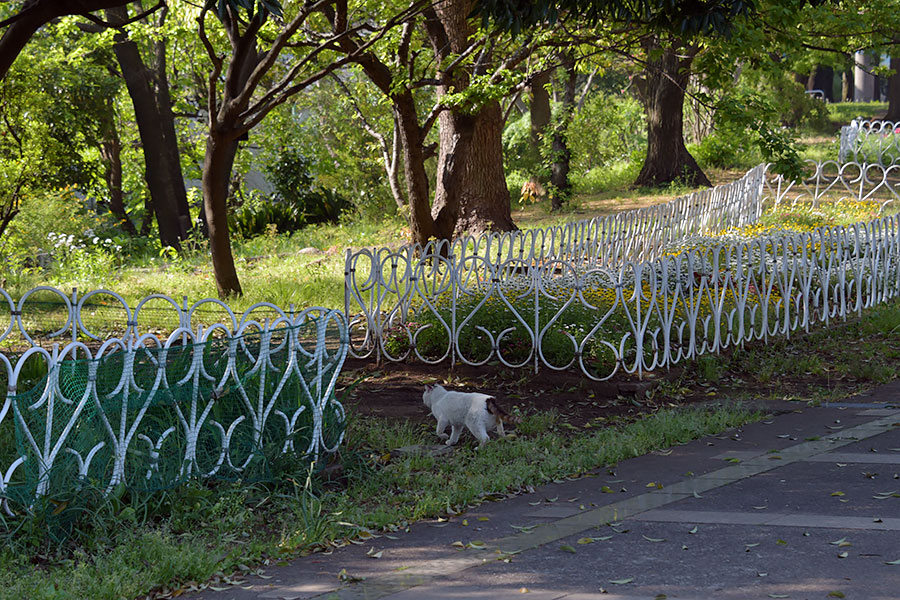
left=184, top=384, right=900, bottom=600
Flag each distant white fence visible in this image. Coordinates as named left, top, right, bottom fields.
left=765, top=160, right=900, bottom=208
left=840, top=119, right=900, bottom=166
left=367, top=164, right=766, bottom=271
left=344, top=162, right=900, bottom=377
left=0, top=294, right=348, bottom=512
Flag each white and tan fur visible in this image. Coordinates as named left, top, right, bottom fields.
left=422, top=384, right=513, bottom=446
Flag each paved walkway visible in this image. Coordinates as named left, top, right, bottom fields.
left=185, top=382, right=900, bottom=600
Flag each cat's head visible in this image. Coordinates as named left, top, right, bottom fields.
left=422, top=383, right=444, bottom=407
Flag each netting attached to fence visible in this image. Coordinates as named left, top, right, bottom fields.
left=0, top=308, right=347, bottom=513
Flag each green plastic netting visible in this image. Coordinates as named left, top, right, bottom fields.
left=0, top=312, right=347, bottom=511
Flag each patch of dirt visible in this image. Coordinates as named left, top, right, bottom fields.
left=337, top=320, right=896, bottom=436
left=339, top=358, right=690, bottom=431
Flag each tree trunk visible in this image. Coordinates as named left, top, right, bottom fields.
left=448, top=101, right=516, bottom=236
left=99, top=128, right=137, bottom=235
left=151, top=10, right=193, bottom=236
left=106, top=5, right=190, bottom=250
left=202, top=133, right=242, bottom=297
left=428, top=0, right=515, bottom=239
left=842, top=62, right=854, bottom=102
left=530, top=70, right=551, bottom=158
left=812, top=65, right=834, bottom=101
left=549, top=55, right=576, bottom=210
left=633, top=37, right=710, bottom=188
left=394, top=99, right=436, bottom=246
left=886, top=54, right=900, bottom=121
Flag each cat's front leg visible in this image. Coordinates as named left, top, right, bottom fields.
left=435, top=418, right=449, bottom=440
left=446, top=425, right=462, bottom=446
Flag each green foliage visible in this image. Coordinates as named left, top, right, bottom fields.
left=503, top=111, right=543, bottom=176
left=711, top=92, right=805, bottom=179
left=252, top=83, right=404, bottom=222
left=205, top=0, right=284, bottom=20
left=570, top=153, right=643, bottom=194
left=0, top=189, right=123, bottom=288
left=691, top=129, right=761, bottom=170
left=230, top=148, right=349, bottom=239
left=568, top=93, right=645, bottom=173
left=476, top=0, right=759, bottom=37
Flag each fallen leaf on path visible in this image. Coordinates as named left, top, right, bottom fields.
left=608, top=578, right=634, bottom=585
left=559, top=544, right=576, bottom=553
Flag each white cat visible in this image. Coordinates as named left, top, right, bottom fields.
left=422, top=384, right=514, bottom=446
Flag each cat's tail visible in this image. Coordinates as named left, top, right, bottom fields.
left=486, top=397, right=520, bottom=425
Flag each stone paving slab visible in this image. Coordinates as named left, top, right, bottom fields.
left=660, top=460, right=900, bottom=516
left=469, top=521, right=900, bottom=600
left=636, top=508, right=900, bottom=530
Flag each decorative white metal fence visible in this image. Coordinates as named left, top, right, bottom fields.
left=344, top=162, right=900, bottom=378
left=839, top=119, right=900, bottom=166
left=0, top=297, right=348, bottom=512
left=764, top=160, right=900, bottom=208
left=363, top=165, right=766, bottom=271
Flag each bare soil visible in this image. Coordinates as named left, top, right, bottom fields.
left=340, top=358, right=712, bottom=431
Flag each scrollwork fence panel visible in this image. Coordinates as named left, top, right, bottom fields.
left=840, top=119, right=900, bottom=166
left=346, top=165, right=900, bottom=382
left=0, top=307, right=348, bottom=513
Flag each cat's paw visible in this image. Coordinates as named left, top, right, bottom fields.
left=444, top=439, right=455, bottom=446
left=437, top=433, right=449, bottom=440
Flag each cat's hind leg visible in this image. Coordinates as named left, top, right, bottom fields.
left=468, top=419, right=490, bottom=447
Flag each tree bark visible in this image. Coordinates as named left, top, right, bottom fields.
left=106, top=5, right=191, bottom=250
left=886, top=54, right=900, bottom=121
left=203, top=133, right=242, bottom=297
left=633, top=37, right=710, bottom=189
left=448, top=100, right=516, bottom=236
left=427, top=0, right=515, bottom=238
left=811, top=65, right=834, bottom=101
left=530, top=69, right=551, bottom=158
left=842, top=61, right=854, bottom=102
left=549, top=55, right=576, bottom=210
left=99, top=126, right=137, bottom=235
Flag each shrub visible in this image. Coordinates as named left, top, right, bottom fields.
left=0, top=188, right=122, bottom=286
left=567, top=93, right=645, bottom=173
left=231, top=148, right=350, bottom=239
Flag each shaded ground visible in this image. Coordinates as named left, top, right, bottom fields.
left=339, top=358, right=671, bottom=430
left=338, top=311, right=900, bottom=435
